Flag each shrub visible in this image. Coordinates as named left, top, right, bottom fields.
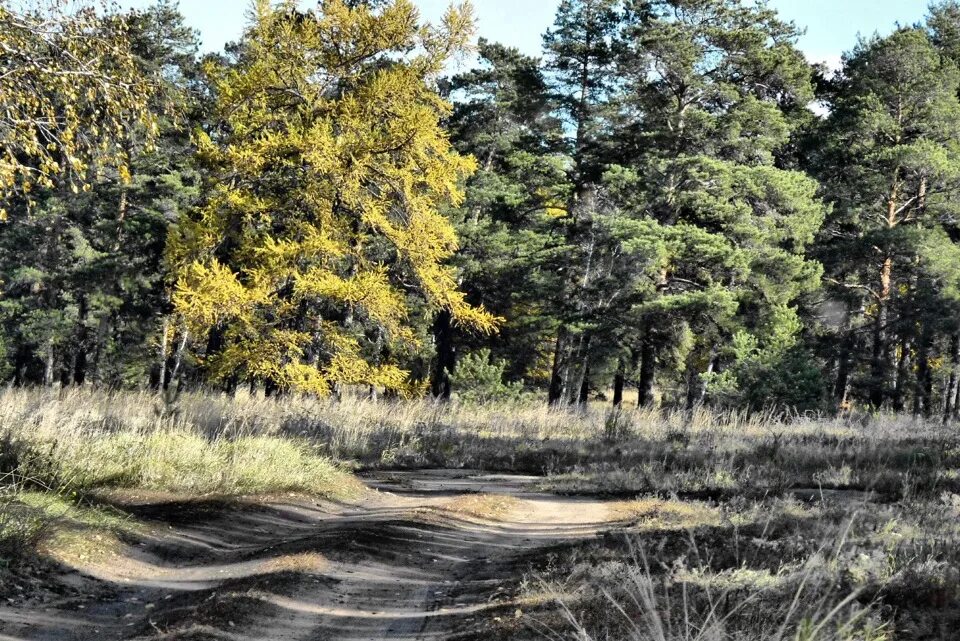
left=450, top=349, right=526, bottom=404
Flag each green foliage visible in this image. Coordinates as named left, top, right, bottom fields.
left=810, top=19, right=960, bottom=411
left=592, top=0, right=825, bottom=409
left=2, top=0, right=960, bottom=417
left=445, top=40, right=569, bottom=387
left=0, top=1, right=201, bottom=388
left=450, top=349, right=525, bottom=404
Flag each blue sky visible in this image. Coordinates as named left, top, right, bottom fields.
left=123, top=1, right=932, bottom=68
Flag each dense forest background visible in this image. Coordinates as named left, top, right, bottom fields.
left=5, top=0, right=960, bottom=417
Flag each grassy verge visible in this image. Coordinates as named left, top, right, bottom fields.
left=0, top=389, right=361, bottom=499
left=0, top=486, right=148, bottom=579
left=5, top=388, right=957, bottom=496
left=1, top=491, right=141, bottom=564
left=0, top=389, right=364, bottom=572
left=516, top=491, right=960, bottom=641
left=0, top=387, right=958, bottom=639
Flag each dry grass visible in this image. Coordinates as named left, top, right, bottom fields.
left=445, top=493, right=521, bottom=520
left=0, top=388, right=362, bottom=570
left=0, top=387, right=958, bottom=640
left=0, top=389, right=361, bottom=499
left=2, top=387, right=953, bottom=499
left=521, top=492, right=960, bottom=641
left=541, top=542, right=893, bottom=641
left=608, top=498, right=721, bottom=530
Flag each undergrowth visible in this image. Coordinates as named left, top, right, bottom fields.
left=0, top=387, right=957, bottom=640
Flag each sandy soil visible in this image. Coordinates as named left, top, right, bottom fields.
left=0, top=470, right=626, bottom=641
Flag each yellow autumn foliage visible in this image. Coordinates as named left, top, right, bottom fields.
left=0, top=2, right=159, bottom=213
left=169, top=0, right=499, bottom=395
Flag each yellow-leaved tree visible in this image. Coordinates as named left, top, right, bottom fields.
left=0, top=1, right=160, bottom=217
left=169, top=0, right=498, bottom=396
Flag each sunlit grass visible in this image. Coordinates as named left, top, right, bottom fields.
left=608, top=497, right=721, bottom=530
left=444, top=493, right=521, bottom=520
left=0, top=387, right=958, bottom=640
left=0, top=490, right=139, bottom=566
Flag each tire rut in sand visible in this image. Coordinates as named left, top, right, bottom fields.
left=0, top=470, right=622, bottom=641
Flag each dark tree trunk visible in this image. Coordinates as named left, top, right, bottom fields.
left=203, top=323, right=226, bottom=386
left=946, top=332, right=960, bottom=423
left=13, top=346, right=31, bottom=387
left=869, top=314, right=888, bottom=409
left=223, top=374, right=240, bottom=397
left=264, top=378, right=280, bottom=398
left=913, top=327, right=932, bottom=418
left=612, top=359, right=625, bottom=407
left=59, top=358, right=73, bottom=388
left=637, top=331, right=656, bottom=408
left=892, top=336, right=912, bottom=413
left=548, top=327, right=570, bottom=405
left=89, top=313, right=112, bottom=386
left=71, top=295, right=89, bottom=385
left=430, top=310, right=454, bottom=400
left=833, top=322, right=855, bottom=409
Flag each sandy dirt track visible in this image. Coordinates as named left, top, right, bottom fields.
left=0, top=470, right=627, bottom=641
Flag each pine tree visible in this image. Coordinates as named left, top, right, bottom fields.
left=542, top=0, right=623, bottom=404
left=441, top=40, right=568, bottom=397
left=608, top=0, right=824, bottom=408
left=812, top=27, right=960, bottom=410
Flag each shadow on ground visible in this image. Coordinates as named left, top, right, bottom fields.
left=0, top=471, right=627, bottom=641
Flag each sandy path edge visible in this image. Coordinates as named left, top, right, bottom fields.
left=0, top=470, right=625, bottom=641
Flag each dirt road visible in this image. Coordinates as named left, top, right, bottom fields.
left=0, top=470, right=625, bottom=641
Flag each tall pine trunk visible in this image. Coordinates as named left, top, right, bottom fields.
left=548, top=326, right=570, bottom=405
left=944, top=332, right=960, bottom=423
left=870, top=167, right=903, bottom=409
left=612, top=358, right=625, bottom=407
left=637, top=331, right=656, bottom=408
left=869, top=257, right=892, bottom=408
left=66, top=294, right=90, bottom=385
left=430, top=310, right=455, bottom=400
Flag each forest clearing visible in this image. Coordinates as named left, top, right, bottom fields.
left=1, top=390, right=958, bottom=640
left=3, top=0, right=960, bottom=638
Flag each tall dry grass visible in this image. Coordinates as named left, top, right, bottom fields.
left=542, top=541, right=891, bottom=641
left=0, top=387, right=359, bottom=498
left=0, top=386, right=954, bottom=496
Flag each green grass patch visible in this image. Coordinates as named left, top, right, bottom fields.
left=0, top=490, right=140, bottom=568
left=7, top=429, right=361, bottom=499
